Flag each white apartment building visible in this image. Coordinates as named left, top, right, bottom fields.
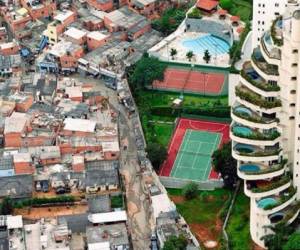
left=231, top=3, right=300, bottom=248
left=252, top=0, right=299, bottom=48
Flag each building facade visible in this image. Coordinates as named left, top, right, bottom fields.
left=252, top=0, right=289, bottom=49
left=231, top=3, right=300, bottom=248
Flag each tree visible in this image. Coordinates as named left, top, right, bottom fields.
left=162, top=235, right=188, bottom=250
left=219, top=0, right=233, bottom=10
left=128, top=55, right=167, bottom=92
left=186, top=51, right=194, bottom=61
left=212, top=142, right=238, bottom=189
left=146, top=142, right=167, bottom=171
left=170, top=48, right=177, bottom=60
left=1, top=197, right=13, bottom=215
left=261, top=223, right=294, bottom=250
left=283, top=232, right=300, bottom=250
left=182, top=182, right=198, bottom=200
left=203, top=50, right=211, bottom=64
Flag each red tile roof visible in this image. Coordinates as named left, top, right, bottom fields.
left=230, top=15, right=240, bottom=22
left=196, top=0, right=219, bottom=11
left=218, top=9, right=228, bottom=15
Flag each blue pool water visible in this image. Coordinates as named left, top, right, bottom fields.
left=247, top=70, right=260, bottom=80
left=257, top=198, right=277, bottom=209
left=235, top=144, right=255, bottom=153
left=239, top=164, right=260, bottom=172
left=182, top=34, right=230, bottom=55
left=235, top=106, right=252, bottom=116
left=233, top=126, right=253, bottom=136
left=269, top=212, right=284, bottom=223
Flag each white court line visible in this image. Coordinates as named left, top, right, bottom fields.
left=171, top=130, right=190, bottom=176
left=191, top=142, right=201, bottom=169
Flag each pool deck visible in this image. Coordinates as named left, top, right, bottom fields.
left=154, top=31, right=230, bottom=67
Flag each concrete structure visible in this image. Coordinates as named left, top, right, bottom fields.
left=252, top=0, right=300, bottom=48
left=231, top=4, right=300, bottom=247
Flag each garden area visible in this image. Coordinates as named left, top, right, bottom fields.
left=167, top=187, right=231, bottom=248
left=152, top=1, right=196, bottom=35
left=220, top=0, right=252, bottom=22
left=227, top=191, right=251, bottom=250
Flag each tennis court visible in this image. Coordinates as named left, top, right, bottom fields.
left=152, top=67, right=227, bottom=95
left=170, top=129, right=221, bottom=181
left=159, top=118, right=230, bottom=180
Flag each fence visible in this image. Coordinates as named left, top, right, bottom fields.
left=159, top=176, right=223, bottom=190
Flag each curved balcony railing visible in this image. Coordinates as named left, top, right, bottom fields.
left=257, top=186, right=296, bottom=211
left=235, top=86, right=281, bottom=109
left=232, top=108, right=278, bottom=126
left=261, top=32, right=281, bottom=60
left=241, top=62, right=280, bottom=92
left=252, top=49, right=279, bottom=76
left=248, top=176, right=290, bottom=194
left=231, top=126, right=280, bottom=141
left=239, top=160, right=287, bottom=177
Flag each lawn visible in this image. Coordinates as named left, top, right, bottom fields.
left=138, top=90, right=229, bottom=148
left=168, top=188, right=230, bottom=225
left=138, top=90, right=228, bottom=109
left=230, top=0, right=252, bottom=22
left=167, top=188, right=231, bottom=246
left=227, top=191, right=251, bottom=250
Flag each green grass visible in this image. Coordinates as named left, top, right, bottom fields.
left=227, top=191, right=251, bottom=250
left=167, top=188, right=230, bottom=224
left=152, top=122, right=174, bottom=147
left=111, top=194, right=124, bottom=209
left=230, top=0, right=252, bottom=22
left=139, top=90, right=228, bottom=108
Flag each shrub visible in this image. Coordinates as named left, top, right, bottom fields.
left=219, top=0, right=233, bottom=10
left=187, top=8, right=202, bottom=19
left=182, top=182, right=198, bottom=200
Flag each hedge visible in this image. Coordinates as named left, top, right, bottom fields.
left=13, top=196, right=76, bottom=208
left=150, top=106, right=231, bottom=118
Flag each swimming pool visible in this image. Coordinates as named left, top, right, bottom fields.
left=269, top=212, right=284, bottom=223
left=182, top=34, right=230, bottom=55
left=235, top=144, right=255, bottom=154
left=239, top=164, right=260, bottom=172
left=257, top=198, right=277, bottom=209
left=233, top=126, right=253, bottom=136
left=234, top=106, right=252, bottom=116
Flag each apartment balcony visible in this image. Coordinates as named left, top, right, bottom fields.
left=232, top=143, right=281, bottom=162
left=269, top=201, right=300, bottom=225
left=231, top=125, right=280, bottom=146
left=256, top=186, right=296, bottom=215
left=240, top=62, right=280, bottom=97
left=235, top=86, right=281, bottom=111
left=251, top=48, right=279, bottom=81
left=260, top=31, right=281, bottom=65
left=270, top=16, right=283, bottom=48
left=244, top=175, right=291, bottom=198
left=238, top=160, right=287, bottom=180
left=231, top=106, right=278, bottom=130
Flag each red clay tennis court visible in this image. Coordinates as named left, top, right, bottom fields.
left=153, top=68, right=226, bottom=95
left=159, top=118, right=230, bottom=180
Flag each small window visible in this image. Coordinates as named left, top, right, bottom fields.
left=291, top=90, right=296, bottom=94
left=290, top=116, right=295, bottom=120
left=290, top=103, right=296, bottom=107
left=293, top=49, right=298, bottom=54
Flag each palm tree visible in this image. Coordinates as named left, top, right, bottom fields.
left=203, top=49, right=211, bottom=64
left=186, top=51, right=194, bottom=62
left=170, top=48, right=177, bottom=60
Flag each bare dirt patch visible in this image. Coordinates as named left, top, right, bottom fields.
left=169, top=195, right=185, bottom=204
left=14, top=204, right=87, bottom=220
